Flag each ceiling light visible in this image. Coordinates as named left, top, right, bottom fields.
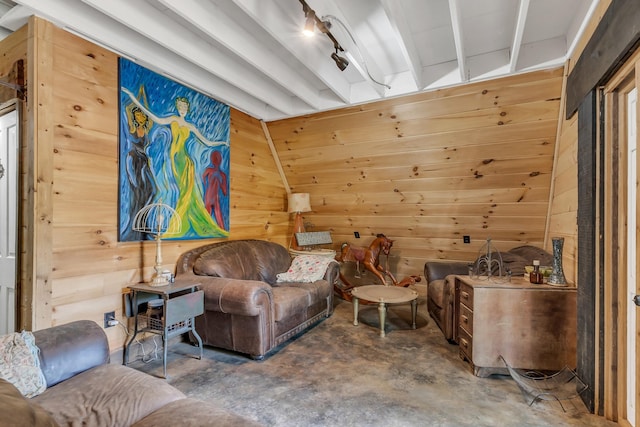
left=331, top=49, right=349, bottom=71
left=299, top=0, right=349, bottom=71
left=303, top=10, right=315, bottom=37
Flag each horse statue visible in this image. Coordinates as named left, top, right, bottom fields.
left=337, top=233, right=397, bottom=286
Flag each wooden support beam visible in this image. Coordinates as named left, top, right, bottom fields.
left=566, top=0, right=640, bottom=119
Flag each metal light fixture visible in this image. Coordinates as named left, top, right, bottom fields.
left=303, top=9, right=315, bottom=37
left=299, top=0, right=349, bottom=72
left=331, top=48, right=349, bottom=71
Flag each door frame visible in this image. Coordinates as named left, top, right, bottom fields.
left=601, top=49, right=640, bottom=426
left=0, top=98, right=22, bottom=332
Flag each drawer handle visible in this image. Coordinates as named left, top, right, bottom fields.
left=461, top=314, right=468, bottom=324
left=461, top=291, right=470, bottom=300
left=460, top=338, right=468, bottom=348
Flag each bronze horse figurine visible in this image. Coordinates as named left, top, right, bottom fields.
left=338, top=233, right=398, bottom=286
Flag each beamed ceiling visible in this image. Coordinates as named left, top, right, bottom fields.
left=0, top=0, right=597, bottom=121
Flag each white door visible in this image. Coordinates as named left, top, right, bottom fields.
left=627, top=87, right=637, bottom=427
left=0, top=109, right=17, bottom=335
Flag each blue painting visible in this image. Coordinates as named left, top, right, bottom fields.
left=118, top=58, right=230, bottom=241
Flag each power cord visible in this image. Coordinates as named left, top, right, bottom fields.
left=322, top=14, right=391, bottom=89
left=108, top=315, right=162, bottom=363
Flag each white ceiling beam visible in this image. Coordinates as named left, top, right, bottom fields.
left=509, top=0, right=530, bottom=73
left=158, top=0, right=323, bottom=112
left=0, top=4, right=35, bottom=30
left=13, top=0, right=274, bottom=120
left=380, top=0, right=422, bottom=90
left=79, top=0, right=297, bottom=116
left=232, top=0, right=351, bottom=104
left=448, top=0, right=466, bottom=82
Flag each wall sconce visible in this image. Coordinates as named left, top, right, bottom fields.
left=288, top=193, right=312, bottom=251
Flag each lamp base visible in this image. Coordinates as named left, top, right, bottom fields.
left=289, top=212, right=306, bottom=251
left=149, top=274, right=169, bottom=287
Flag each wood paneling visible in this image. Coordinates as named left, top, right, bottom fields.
left=269, top=68, right=563, bottom=280
left=18, top=19, right=288, bottom=350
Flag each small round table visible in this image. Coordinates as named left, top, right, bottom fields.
left=351, top=285, right=419, bottom=337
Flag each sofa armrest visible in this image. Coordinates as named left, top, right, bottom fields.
left=33, top=320, right=109, bottom=388
left=423, top=261, right=469, bottom=283
left=324, top=261, right=340, bottom=286
left=190, top=274, right=274, bottom=317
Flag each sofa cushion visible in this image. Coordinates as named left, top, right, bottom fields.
left=32, top=364, right=184, bottom=427
left=0, top=378, right=59, bottom=427
left=132, top=397, right=263, bottom=427
left=272, top=287, right=310, bottom=322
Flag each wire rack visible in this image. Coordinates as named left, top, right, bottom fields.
left=500, top=356, right=588, bottom=412
left=136, top=313, right=192, bottom=334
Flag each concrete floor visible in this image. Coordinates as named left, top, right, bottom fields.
left=130, top=293, right=618, bottom=427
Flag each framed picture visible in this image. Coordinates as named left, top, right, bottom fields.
left=118, top=58, right=230, bottom=241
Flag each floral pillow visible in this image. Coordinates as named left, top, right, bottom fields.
left=0, top=331, right=47, bottom=398
left=276, top=255, right=337, bottom=283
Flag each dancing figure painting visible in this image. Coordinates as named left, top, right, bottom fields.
left=118, top=58, right=230, bottom=241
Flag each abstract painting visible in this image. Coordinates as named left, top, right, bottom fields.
left=118, top=58, right=230, bottom=241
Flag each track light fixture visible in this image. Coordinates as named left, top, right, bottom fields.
left=331, top=48, right=349, bottom=71
left=299, top=0, right=349, bottom=72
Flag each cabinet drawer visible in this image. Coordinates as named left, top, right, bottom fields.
left=458, top=303, right=473, bottom=335
left=458, top=326, right=473, bottom=360
left=458, top=282, right=474, bottom=308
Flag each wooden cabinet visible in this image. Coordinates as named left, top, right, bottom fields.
left=454, top=275, right=577, bottom=377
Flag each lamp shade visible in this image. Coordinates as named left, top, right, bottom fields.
left=288, top=193, right=312, bottom=213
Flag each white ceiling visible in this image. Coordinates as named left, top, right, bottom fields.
left=0, top=0, right=597, bottom=121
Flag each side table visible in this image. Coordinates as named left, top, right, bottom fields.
left=123, top=280, right=204, bottom=379
left=351, top=285, right=418, bottom=337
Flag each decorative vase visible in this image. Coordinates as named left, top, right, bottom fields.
left=547, top=237, right=567, bottom=286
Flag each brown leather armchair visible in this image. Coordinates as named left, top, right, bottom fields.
left=424, top=245, right=553, bottom=343
left=175, top=240, right=339, bottom=359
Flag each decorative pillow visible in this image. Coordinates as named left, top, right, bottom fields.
left=276, top=255, right=336, bottom=283
left=0, top=331, right=47, bottom=398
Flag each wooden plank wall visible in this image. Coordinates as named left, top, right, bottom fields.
left=23, top=18, right=288, bottom=349
left=267, top=69, right=563, bottom=280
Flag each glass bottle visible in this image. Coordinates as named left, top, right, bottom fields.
left=530, top=259, right=543, bottom=284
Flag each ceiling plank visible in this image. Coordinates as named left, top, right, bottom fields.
left=448, top=0, right=467, bottom=83
left=380, top=0, right=422, bottom=91
left=158, top=0, right=324, bottom=112
left=80, top=0, right=298, bottom=116
left=509, top=0, right=530, bottom=73
left=13, top=0, right=275, bottom=119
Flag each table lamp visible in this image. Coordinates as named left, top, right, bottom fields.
left=288, top=193, right=312, bottom=251
left=132, top=202, right=182, bottom=286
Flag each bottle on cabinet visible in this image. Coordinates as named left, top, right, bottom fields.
left=529, top=259, right=544, bottom=284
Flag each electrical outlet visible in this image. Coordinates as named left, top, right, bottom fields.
left=463, top=236, right=471, bottom=244
left=354, top=231, right=360, bottom=238
left=104, top=311, right=115, bottom=328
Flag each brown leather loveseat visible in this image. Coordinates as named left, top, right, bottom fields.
left=175, top=240, right=339, bottom=359
left=424, top=245, right=553, bottom=342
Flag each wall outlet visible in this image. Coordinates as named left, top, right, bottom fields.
left=104, top=311, right=115, bottom=328
left=354, top=231, right=360, bottom=238
left=463, top=235, right=471, bottom=244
